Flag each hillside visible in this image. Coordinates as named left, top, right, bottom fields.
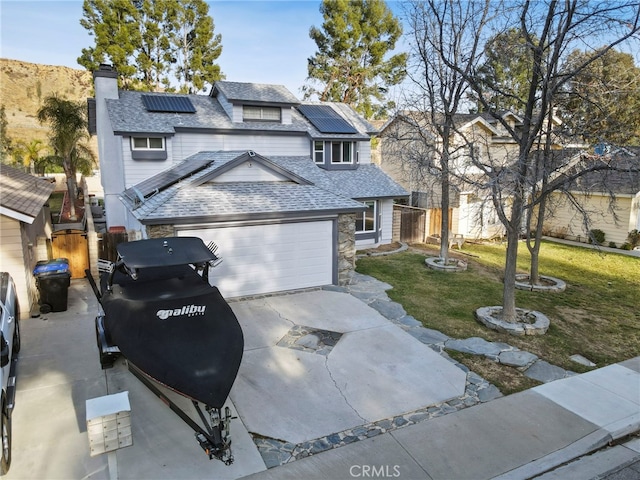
left=0, top=58, right=94, bottom=146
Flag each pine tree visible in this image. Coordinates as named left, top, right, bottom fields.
left=78, top=0, right=223, bottom=92
left=304, top=0, right=407, bottom=119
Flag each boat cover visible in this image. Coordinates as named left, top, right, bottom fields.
left=101, top=263, right=243, bottom=408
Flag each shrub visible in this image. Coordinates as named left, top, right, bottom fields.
left=621, top=243, right=633, bottom=250
left=589, top=229, right=606, bottom=245
left=608, top=241, right=617, bottom=248
left=628, top=229, right=640, bottom=248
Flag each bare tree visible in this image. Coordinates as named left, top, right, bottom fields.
left=447, top=1, right=640, bottom=321
left=395, top=0, right=494, bottom=261
left=397, top=0, right=640, bottom=321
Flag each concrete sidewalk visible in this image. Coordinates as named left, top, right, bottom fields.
left=243, top=357, right=640, bottom=480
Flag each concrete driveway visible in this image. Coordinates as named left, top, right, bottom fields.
left=5, top=278, right=466, bottom=479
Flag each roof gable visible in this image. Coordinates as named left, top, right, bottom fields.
left=0, top=165, right=55, bottom=223
left=193, top=151, right=312, bottom=186
left=211, top=81, right=300, bottom=106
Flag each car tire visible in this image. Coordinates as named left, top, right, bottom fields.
left=1, top=401, right=11, bottom=475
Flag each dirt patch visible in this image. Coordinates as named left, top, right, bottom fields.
left=357, top=242, right=403, bottom=255
left=448, top=352, right=542, bottom=395
left=555, top=306, right=607, bottom=326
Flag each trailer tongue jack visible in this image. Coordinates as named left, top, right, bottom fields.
left=128, top=362, right=235, bottom=464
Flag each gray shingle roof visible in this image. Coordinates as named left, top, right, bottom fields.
left=212, top=81, right=300, bottom=105
left=269, top=156, right=409, bottom=199
left=107, top=91, right=309, bottom=135
left=121, top=151, right=407, bottom=223
left=105, top=91, right=373, bottom=140
left=0, top=165, right=55, bottom=221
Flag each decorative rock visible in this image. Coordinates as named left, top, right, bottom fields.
left=425, top=256, right=468, bottom=272
left=407, top=326, right=450, bottom=345
left=570, top=354, right=596, bottom=367
left=499, top=350, right=539, bottom=368
left=475, top=306, right=550, bottom=336
left=296, top=333, right=320, bottom=349
left=397, top=315, right=422, bottom=327
left=262, top=450, right=292, bottom=468
left=393, top=416, right=408, bottom=427
left=445, top=337, right=505, bottom=356
left=477, top=384, right=503, bottom=402
left=368, top=299, right=407, bottom=320
left=524, top=360, right=570, bottom=383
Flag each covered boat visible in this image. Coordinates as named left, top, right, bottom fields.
left=88, top=237, right=243, bottom=463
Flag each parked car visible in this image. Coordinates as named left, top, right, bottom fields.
left=0, top=273, right=20, bottom=475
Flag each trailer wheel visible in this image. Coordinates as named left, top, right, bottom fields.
left=1, top=400, right=11, bottom=474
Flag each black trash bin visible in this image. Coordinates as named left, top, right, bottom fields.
left=33, top=259, right=71, bottom=313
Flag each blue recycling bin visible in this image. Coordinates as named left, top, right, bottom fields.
left=33, top=259, right=71, bottom=313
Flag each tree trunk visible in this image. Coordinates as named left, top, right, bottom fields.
left=528, top=194, right=547, bottom=285
left=439, top=133, right=451, bottom=260
left=502, top=194, right=523, bottom=323
left=63, top=159, right=77, bottom=220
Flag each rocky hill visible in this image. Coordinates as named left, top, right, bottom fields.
left=0, top=58, right=94, bottom=146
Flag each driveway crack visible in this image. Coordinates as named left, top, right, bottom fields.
left=324, top=356, right=367, bottom=423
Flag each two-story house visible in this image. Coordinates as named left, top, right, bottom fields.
left=91, top=65, right=407, bottom=298
left=377, top=110, right=562, bottom=240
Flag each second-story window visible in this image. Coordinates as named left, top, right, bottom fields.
left=131, top=137, right=165, bottom=150
left=331, top=141, right=353, bottom=163
left=243, top=106, right=281, bottom=122
left=314, top=141, right=324, bottom=164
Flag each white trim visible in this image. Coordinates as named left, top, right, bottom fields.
left=0, top=206, right=35, bottom=224
left=130, top=136, right=165, bottom=150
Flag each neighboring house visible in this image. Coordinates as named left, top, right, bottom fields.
left=377, top=110, right=563, bottom=240
left=542, top=148, right=640, bottom=246
left=0, top=165, right=55, bottom=317
left=91, top=65, right=407, bottom=298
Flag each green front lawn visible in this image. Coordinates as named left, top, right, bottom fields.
left=356, top=241, right=639, bottom=393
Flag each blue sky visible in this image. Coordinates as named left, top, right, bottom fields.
left=0, top=0, right=340, bottom=97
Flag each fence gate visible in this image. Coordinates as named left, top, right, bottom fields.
left=393, top=205, right=426, bottom=243
left=51, top=230, right=89, bottom=278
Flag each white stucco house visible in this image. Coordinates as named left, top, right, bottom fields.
left=90, top=65, right=407, bottom=298
left=0, top=165, right=55, bottom=317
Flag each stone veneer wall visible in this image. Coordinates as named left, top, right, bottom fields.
left=146, top=224, right=174, bottom=238
left=337, top=213, right=356, bottom=285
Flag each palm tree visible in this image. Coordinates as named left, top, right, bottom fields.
left=13, top=139, right=48, bottom=174
left=37, top=95, right=89, bottom=220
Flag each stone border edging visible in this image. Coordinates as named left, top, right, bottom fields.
left=475, top=306, right=550, bottom=335
left=515, top=274, right=567, bottom=292
left=424, top=256, right=468, bottom=272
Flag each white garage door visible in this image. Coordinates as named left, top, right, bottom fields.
left=178, top=221, right=334, bottom=298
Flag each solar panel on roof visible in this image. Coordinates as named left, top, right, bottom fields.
left=298, top=104, right=358, bottom=134
left=124, top=155, right=214, bottom=203
left=142, top=94, right=196, bottom=113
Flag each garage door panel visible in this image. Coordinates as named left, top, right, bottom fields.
left=179, top=221, right=333, bottom=298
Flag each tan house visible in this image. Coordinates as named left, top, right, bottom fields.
left=0, top=165, right=55, bottom=317
left=542, top=148, right=640, bottom=247
left=377, top=110, right=564, bottom=241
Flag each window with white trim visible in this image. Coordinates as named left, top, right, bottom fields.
left=131, top=137, right=165, bottom=150
left=356, top=201, right=376, bottom=233
left=330, top=141, right=353, bottom=163
left=314, top=141, right=324, bottom=164
left=243, top=105, right=281, bottom=122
